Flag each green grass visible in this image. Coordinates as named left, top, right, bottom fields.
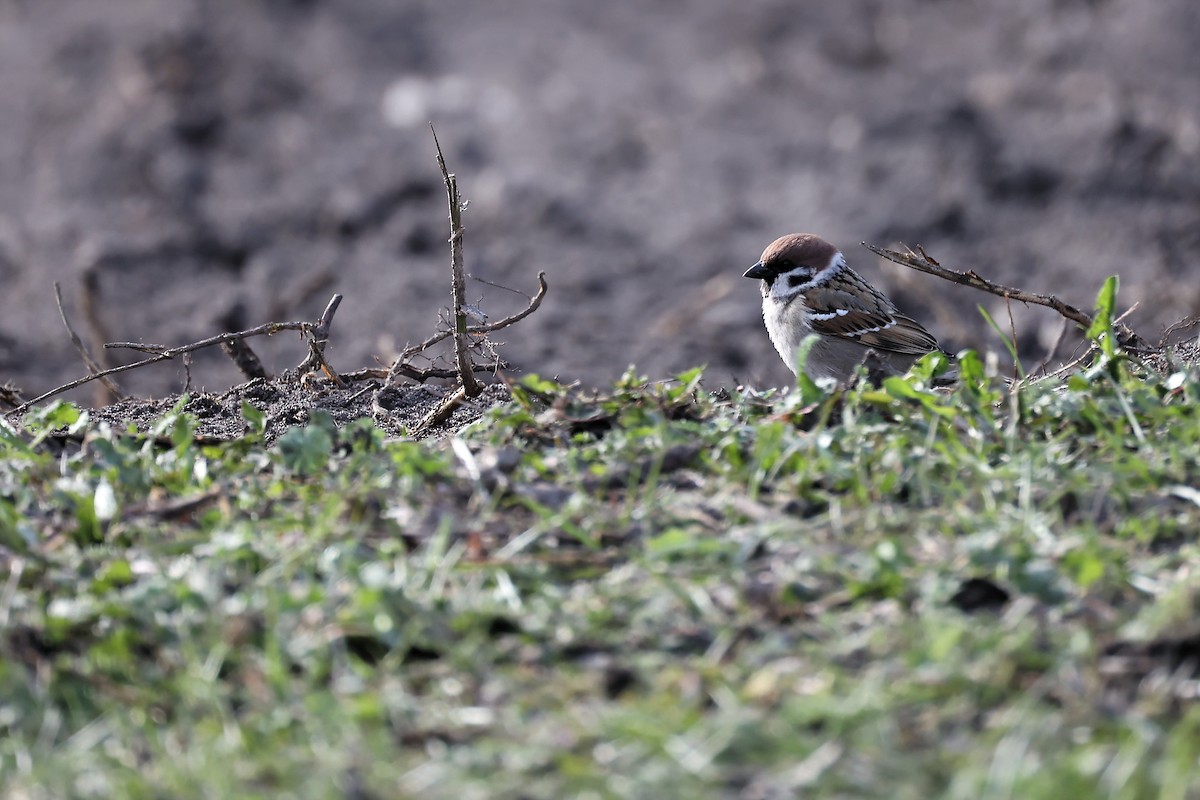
left=3, top=286, right=1200, bottom=798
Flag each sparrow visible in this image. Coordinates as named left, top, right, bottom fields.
left=744, top=233, right=949, bottom=383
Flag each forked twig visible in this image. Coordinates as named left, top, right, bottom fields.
left=295, top=294, right=345, bottom=385
left=1028, top=302, right=1143, bottom=385
left=13, top=125, right=548, bottom=434
left=7, top=315, right=327, bottom=418
left=395, top=271, right=549, bottom=362
left=1160, top=316, right=1200, bottom=348
left=863, top=242, right=1145, bottom=347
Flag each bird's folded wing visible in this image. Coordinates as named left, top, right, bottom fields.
left=854, top=315, right=941, bottom=355
left=806, top=284, right=940, bottom=355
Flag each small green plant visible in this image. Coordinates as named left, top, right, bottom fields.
left=2, top=276, right=1198, bottom=798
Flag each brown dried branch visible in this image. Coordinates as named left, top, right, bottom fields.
left=295, top=294, right=345, bottom=386
left=431, top=124, right=482, bottom=399
left=79, top=266, right=112, bottom=372
left=1160, top=315, right=1200, bottom=348
left=54, top=282, right=121, bottom=404
left=1026, top=303, right=1141, bottom=386
left=221, top=338, right=269, bottom=380
left=344, top=360, right=508, bottom=384
left=0, top=383, right=25, bottom=411
left=7, top=317, right=320, bottom=418
left=396, top=271, right=549, bottom=362
left=863, top=242, right=1145, bottom=347
left=411, top=386, right=466, bottom=438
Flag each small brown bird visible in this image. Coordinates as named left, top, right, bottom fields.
left=744, top=233, right=948, bottom=383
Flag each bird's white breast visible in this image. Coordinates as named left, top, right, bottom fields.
left=761, top=295, right=810, bottom=376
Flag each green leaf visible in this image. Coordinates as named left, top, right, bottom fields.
left=23, top=401, right=87, bottom=446
left=241, top=401, right=267, bottom=437
left=1086, top=275, right=1119, bottom=360
left=883, top=377, right=958, bottom=418
left=0, top=417, right=35, bottom=458
left=668, top=366, right=705, bottom=401
left=883, top=376, right=923, bottom=401
left=274, top=423, right=335, bottom=475
left=1092, top=274, right=1118, bottom=322
left=793, top=335, right=826, bottom=405
left=957, top=349, right=985, bottom=385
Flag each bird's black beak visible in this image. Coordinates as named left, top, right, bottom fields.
left=743, top=261, right=770, bottom=280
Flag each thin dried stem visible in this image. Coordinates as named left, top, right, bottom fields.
left=1159, top=315, right=1200, bottom=348
left=431, top=124, right=482, bottom=399
left=411, top=386, right=467, bottom=437
left=221, top=338, right=269, bottom=380
left=54, top=282, right=121, bottom=403
left=397, top=272, right=549, bottom=361
left=295, top=294, right=345, bottom=385
left=1033, top=316, right=1071, bottom=378
left=345, top=360, right=507, bottom=384
left=7, top=318, right=318, bottom=418
left=863, top=242, right=1145, bottom=347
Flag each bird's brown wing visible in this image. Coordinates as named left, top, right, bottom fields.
left=805, top=282, right=941, bottom=355
left=855, top=315, right=941, bottom=355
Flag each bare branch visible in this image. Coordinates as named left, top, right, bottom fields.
left=54, top=283, right=121, bottom=403
left=7, top=318, right=319, bottom=418
left=863, top=242, right=1145, bottom=347
left=411, top=386, right=467, bottom=437
left=1160, top=315, right=1200, bottom=348
left=221, top=338, right=270, bottom=380
left=345, top=360, right=507, bottom=384
left=431, top=124, right=482, bottom=398
left=79, top=266, right=112, bottom=372
left=398, top=272, right=549, bottom=360
left=295, top=294, right=345, bottom=385
left=0, top=383, right=25, bottom=411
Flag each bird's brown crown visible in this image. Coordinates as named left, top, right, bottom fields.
left=758, top=233, right=839, bottom=276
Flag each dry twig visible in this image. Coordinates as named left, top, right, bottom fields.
left=1160, top=316, right=1200, bottom=348
left=295, top=294, right=345, bottom=385
left=7, top=313, right=330, bottom=418
left=395, top=272, right=549, bottom=365
left=410, top=386, right=467, bottom=438
left=1027, top=302, right=1143, bottom=386
left=79, top=266, right=111, bottom=373
left=395, top=126, right=549, bottom=436
left=864, top=242, right=1145, bottom=348
left=430, top=124, right=482, bottom=399
left=221, top=338, right=269, bottom=380
left=54, top=282, right=122, bottom=405
left=345, top=360, right=507, bottom=384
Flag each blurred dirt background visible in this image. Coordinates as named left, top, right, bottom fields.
left=1, top=0, right=1198, bottom=401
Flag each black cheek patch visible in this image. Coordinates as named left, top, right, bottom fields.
left=787, top=275, right=805, bottom=288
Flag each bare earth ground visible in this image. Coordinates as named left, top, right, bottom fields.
left=1, top=0, right=1199, bottom=419
left=82, top=378, right=512, bottom=443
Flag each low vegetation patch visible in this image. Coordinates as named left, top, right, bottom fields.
left=3, top=282, right=1200, bottom=799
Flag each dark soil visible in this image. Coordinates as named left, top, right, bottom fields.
left=2, top=0, right=1199, bottom=417
left=81, top=376, right=512, bottom=442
